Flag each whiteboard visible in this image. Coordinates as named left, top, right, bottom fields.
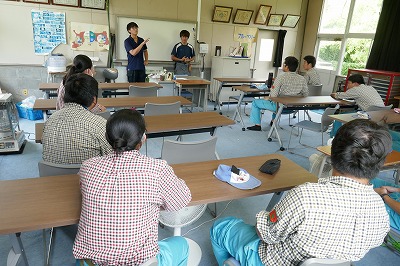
left=117, top=17, right=196, bottom=62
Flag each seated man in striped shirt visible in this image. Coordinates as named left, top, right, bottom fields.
left=211, top=119, right=391, bottom=265
left=247, top=56, right=308, bottom=131
left=303, top=55, right=321, bottom=85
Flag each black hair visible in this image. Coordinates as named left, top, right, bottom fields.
left=64, top=73, right=98, bottom=107
left=106, top=109, right=146, bottom=154
left=331, top=119, right=392, bottom=180
left=127, top=22, right=139, bottom=32
left=180, top=30, right=190, bottom=38
left=303, top=55, right=316, bottom=67
left=284, top=56, right=299, bottom=72
left=348, top=74, right=365, bottom=85
left=62, top=54, right=93, bottom=85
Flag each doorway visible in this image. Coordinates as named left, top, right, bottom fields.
left=251, top=29, right=278, bottom=79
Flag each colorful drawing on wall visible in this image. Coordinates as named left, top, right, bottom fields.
left=31, top=10, right=66, bottom=55
left=70, top=22, right=109, bottom=51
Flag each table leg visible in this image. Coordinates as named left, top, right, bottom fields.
left=215, top=82, right=223, bottom=114
left=233, top=92, right=247, bottom=131
left=267, top=105, right=285, bottom=151
left=8, top=233, right=29, bottom=266
left=266, top=192, right=283, bottom=211
left=203, top=85, right=209, bottom=112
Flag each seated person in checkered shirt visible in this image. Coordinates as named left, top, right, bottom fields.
left=329, top=73, right=385, bottom=137
left=211, top=119, right=391, bottom=266
left=371, top=178, right=400, bottom=231
left=331, top=73, right=384, bottom=111
left=73, top=109, right=192, bottom=266
left=247, top=56, right=308, bottom=131
left=303, top=55, right=321, bottom=85
left=56, top=54, right=106, bottom=113
left=42, top=73, right=113, bottom=165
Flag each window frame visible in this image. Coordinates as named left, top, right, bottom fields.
left=315, top=0, right=381, bottom=75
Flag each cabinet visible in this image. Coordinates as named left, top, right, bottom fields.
left=346, top=69, right=400, bottom=106
left=0, top=93, right=25, bottom=153
left=210, top=57, right=251, bottom=102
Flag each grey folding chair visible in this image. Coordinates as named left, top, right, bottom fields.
left=307, top=84, right=323, bottom=96
left=140, top=257, right=158, bottom=266
left=223, top=257, right=350, bottom=266
left=144, top=101, right=181, bottom=116
left=302, top=84, right=323, bottom=121
left=129, top=85, right=159, bottom=97
left=144, top=101, right=182, bottom=155
left=161, top=136, right=219, bottom=163
left=38, top=161, right=81, bottom=266
left=159, top=136, right=219, bottom=266
left=161, top=136, right=219, bottom=215
left=299, top=258, right=351, bottom=266
left=288, top=106, right=339, bottom=149
left=366, top=104, right=393, bottom=111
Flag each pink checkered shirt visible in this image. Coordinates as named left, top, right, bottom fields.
left=73, top=150, right=192, bottom=265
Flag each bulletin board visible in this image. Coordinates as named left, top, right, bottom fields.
left=116, top=17, right=197, bottom=62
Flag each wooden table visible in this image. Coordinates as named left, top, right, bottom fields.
left=1, top=154, right=316, bottom=265
left=35, top=112, right=235, bottom=143
left=317, top=146, right=400, bottom=184
left=213, top=78, right=268, bottom=113
left=174, top=78, right=211, bottom=112
left=329, top=109, right=400, bottom=124
left=33, top=96, right=191, bottom=121
left=267, top=96, right=354, bottom=151
left=231, top=85, right=270, bottom=130
left=39, top=82, right=162, bottom=98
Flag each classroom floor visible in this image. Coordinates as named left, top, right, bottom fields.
left=0, top=103, right=399, bottom=266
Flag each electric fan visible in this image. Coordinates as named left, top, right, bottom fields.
left=159, top=205, right=206, bottom=265
left=309, top=153, right=332, bottom=178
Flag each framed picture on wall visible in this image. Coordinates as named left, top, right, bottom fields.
left=267, top=14, right=284, bottom=27
left=212, top=6, right=233, bottom=23
left=23, top=0, right=50, bottom=3
left=254, top=5, right=271, bottom=25
left=233, top=9, right=253, bottom=25
left=281, top=14, right=301, bottom=28
left=81, top=0, right=106, bottom=10
left=51, top=0, right=79, bottom=7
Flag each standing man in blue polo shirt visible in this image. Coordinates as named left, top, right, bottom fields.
left=171, top=30, right=195, bottom=75
left=124, top=22, right=149, bottom=82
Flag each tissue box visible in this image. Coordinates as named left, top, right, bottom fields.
left=16, top=102, right=43, bottom=120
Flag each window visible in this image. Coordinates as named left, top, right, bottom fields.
left=258, top=39, right=274, bottom=62
left=315, top=0, right=383, bottom=75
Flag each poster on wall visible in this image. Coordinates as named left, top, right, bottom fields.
left=233, top=26, right=258, bottom=43
left=233, top=26, right=258, bottom=57
left=70, top=22, right=109, bottom=51
left=31, top=10, right=66, bottom=55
